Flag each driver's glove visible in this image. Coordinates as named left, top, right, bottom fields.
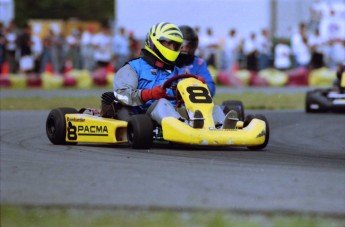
left=141, top=86, right=167, bottom=102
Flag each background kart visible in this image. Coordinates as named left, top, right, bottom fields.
left=305, top=89, right=345, bottom=113
left=46, top=74, right=269, bottom=150
left=305, top=71, right=345, bottom=113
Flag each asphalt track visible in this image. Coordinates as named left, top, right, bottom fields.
left=1, top=108, right=344, bottom=216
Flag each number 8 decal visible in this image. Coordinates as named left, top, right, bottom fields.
left=187, top=87, right=212, bottom=103
left=67, top=122, right=78, bottom=140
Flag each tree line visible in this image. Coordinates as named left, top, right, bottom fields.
left=15, top=0, right=114, bottom=27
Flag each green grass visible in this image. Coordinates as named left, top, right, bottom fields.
left=214, top=93, right=304, bottom=110
left=0, top=93, right=305, bottom=110
left=2, top=205, right=344, bottom=227
left=0, top=96, right=101, bottom=110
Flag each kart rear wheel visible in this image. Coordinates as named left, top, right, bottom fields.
left=127, top=114, right=153, bottom=149
left=46, top=107, right=78, bottom=145
left=221, top=100, right=245, bottom=121
left=246, top=114, right=269, bottom=151
left=305, top=91, right=314, bottom=113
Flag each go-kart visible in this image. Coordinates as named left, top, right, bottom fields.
left=305, top=70, right=345, bottom=113
left=46, top=74, right=269, bottom=150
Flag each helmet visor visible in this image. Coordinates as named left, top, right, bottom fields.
left=181, top=40, right=198, bottom=54
left=159, top=39, right=182, bottom=51
left=183, top=40, right=198, bottom=48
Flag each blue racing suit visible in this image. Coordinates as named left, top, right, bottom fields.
left=180, top=57, right=216, bottom=97
left=113, top=57, right=184, bottom=113
left=113, top=50, right=225, bottom=125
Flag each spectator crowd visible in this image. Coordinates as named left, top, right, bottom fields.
left=0, top=22, right=141, bottom=76
left=199, top=0, right=345, bottom=74
left=0, top=0, right=344, bottom=83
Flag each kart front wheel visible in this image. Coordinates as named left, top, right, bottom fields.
left=305, top=91, right=314, bottom=113
left=127, top=115, right=153, bottom=149
left=246, top=114, right=269, bottom=151
left=46, top=107, right=78, bottom=145
left=305, top=90, right=331, bottom=113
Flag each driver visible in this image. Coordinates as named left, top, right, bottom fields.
left=102, top=22, right=236, bottom=129
left=174, top=25, right=235, bottom=127
left=103, top=22, right=195, bottom=124
left=176, top=25, right=216, bottom=97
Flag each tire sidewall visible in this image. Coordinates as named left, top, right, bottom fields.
left=127, top=114, right=153, bottom=149
left=46, top=107, right=78, bottom=145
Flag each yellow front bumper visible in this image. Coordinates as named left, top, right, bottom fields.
left=162, top=117, right=266, bottom=146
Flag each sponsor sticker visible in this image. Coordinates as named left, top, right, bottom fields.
left=67, top=122, right=108, bottom=140
left=67, top=117, right=85, bottom=122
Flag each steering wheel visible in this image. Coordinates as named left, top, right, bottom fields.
left=162, top=74, right=199, bottom=100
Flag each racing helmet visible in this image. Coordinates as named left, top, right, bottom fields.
left=178, top=25, right=199, bottom=55
left=144, top=22, right=183, bottom=65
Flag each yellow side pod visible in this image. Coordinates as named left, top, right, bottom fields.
left=65, top=114, right=128, bottom=143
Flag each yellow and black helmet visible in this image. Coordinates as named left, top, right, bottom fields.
left=144, top=22, right=183, bottom=65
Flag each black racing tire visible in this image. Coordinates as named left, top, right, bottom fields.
left=127, top=114, right=153, bottom=149
left=46, top=107, right=78, bottom=145
left=243, top=114, right=255, bottom=127
left=305, top=89, right=332, bottom=113
left=246, top=114, right=269, bottom=151
left=221, top=100, right=245, bottom=121
left=305, top=91, right=314, bottom=113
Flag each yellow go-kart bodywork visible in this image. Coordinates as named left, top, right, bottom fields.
left=162, top=117, right=266, bottom=146
left=46, top=107, right=128, bottom=145
left=46, top=76, right=269, bottom=150
left=64, top=114, right=128, bottom=143
left=161, top=77, right=268, bottom=147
